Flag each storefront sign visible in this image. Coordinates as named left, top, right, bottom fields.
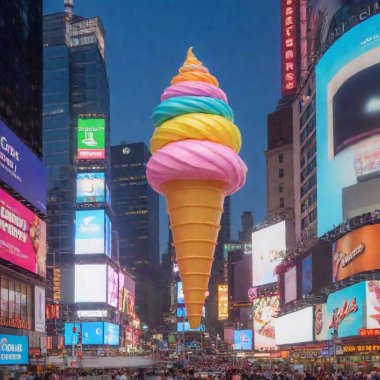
left=358, top=328, right=380, bottom=336
left=0, top=317, right=31, bottom=330
left=290, top=349, right=321, bottom=359
left=343, top=344, right=380, bottom=353
left=281, top=0, right=298, bottom=95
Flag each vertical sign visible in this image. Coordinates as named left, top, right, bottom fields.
left=281, top=0, right=298, bottom=95
left=218, top=285, right=228, bottom=320
left=34, top=286, right=46, bottom=333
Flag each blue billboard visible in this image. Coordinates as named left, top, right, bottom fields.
left=76, top=173, right=105, bottom=203
left=0, top=121, right=46, bottom=213
left=105, top=214, right=112, bottom=258
left=177, top=322, right=204, bottom=332
left=316, top=14, right=380, bottom=236
left=233, top=330, right=252, bottom=350
left=104, top=322, right=120, bottom=345
left=64, top=323, right=81, bottom=346
left=82, top=322, right=103, bottom=345
left=177, top=307, right=205, bottom=318
left=326, top=282, right=365, bottom=338
left=75, top=209, right=105, bottom=255
left=0, top=334, right=28, bottom=365
left=177, top=282, right=184, bottom=304
left=302, top=255, right=312, bottom=295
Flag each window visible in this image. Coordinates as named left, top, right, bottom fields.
left=279, top=183, right=284, bottom=193
left=279, top=168, right=284, bottom=178
left=280, top=198, right=285, bottom=208
left=279, top=153, right=284, bottom=163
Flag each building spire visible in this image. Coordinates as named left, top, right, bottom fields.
left=64, top=0, right=74, bottom=14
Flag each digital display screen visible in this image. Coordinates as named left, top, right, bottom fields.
left=176, top=307, right=205, bottom=318
left=107, top=266, right=118, bottom=308
left=0, top=334, right=28, bottom=365
left=302, top=255, right=312, bottom=295
left=366, top=280, right=380, bottom=329
left=76, top=172, right=105, bottom=203
left=284, top=266, right=297, bottom=304
left=77, top=118, right=105, bottom=160
left=315, top=304, right=329, bottom=341
left=81, top=322, right=104, bottom=345
left=105, top=214, right=111, bottom=258
left=177, top=282, right=184, bottom=304
left=177, top=322, right=204, bottom=332
left=104, top=322, right=120, bottom=345
left=64, top=323, right=81, bottom=346
left=233, top=330, right=252, bottom=350
left=218, top=285, right=228, bottom=320
left=74, top=264, right=106, bottom=303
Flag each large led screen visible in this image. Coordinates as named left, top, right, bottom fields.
left=177, top=307, right=205, bottom=318
left=75, top=209, right=105, bottom=255
left=107, top=266, right=118, bottom=308
left=0, top=334, right=28, bottom=365
left=82, top=322, right=104, bottom=345
left=233, top=330, right=252, bottom=351
left=253, top=296, right=279, bottom=350
left=177, top=322, right=204, bottom=332
left=316, top=15, right=380, bottom=236
left=315, top=304, right=329, bottom=341
left=77, top=118, right=105, bottom=160
left=64, top=323, right=81, bottom=346
left=74, top=264, right=106, bottom=303
left=104, top=322, right=120, bottom=345
left=275, top=307, right=313, bottom=345
left=302, top=255, right=312, bottom=295
left=177, top=282, right=184, bottom=304
left=326, top=282, right=365, bottom=338
left=76, top=173, right=105, bottom=203
left=0, top=188, right=46, bottom=277
left=0, top=121, right=47, bottom=213
left=284, top=266, right=297, bottom=304
left=251, top=221, right=286, bottom=286
left=333, top=225, right=380, bottom=282
left=366, top=280, right=380, bottom=329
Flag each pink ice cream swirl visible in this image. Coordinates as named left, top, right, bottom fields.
left=146, top=139, right=247, bottom=196
left=161, top=81, right=228, bottom=103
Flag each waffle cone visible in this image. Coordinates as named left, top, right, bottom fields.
left=161, top=179, right=227, bottom=329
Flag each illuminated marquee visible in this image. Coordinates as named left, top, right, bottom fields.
left=281, top=0, right=298, bottom=95
left=218, top=285, right=228, bottom=320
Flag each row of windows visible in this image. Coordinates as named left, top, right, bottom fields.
left=300, top=115, right=316, bottom=144
left=301, top=189, right=317, bottom=213
left=300, top=96, right=315, bottom=126
left=300, top=140, right=316, bottom=168
left=301, top=158, right=316, bottom=182
left=301, top=174, right=316, bottom=197
left=301, top=208, right=317, bottom=230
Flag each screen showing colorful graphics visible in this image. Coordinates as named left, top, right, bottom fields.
left=75, top=210, right=105, bottom=255
left=81, top=322, right=104, bottom=345
left=252, top=221, right=286, bottom=286
left=77, top=118, right=105, bottom=160
left=275, top=307, right=313, bottom=345
left=284, top=266, right=297, bottom=304
left=233, top=330, right=252, bottom=350
left=105, top=215, right=111, bottom=258
left=107, top=266, right=118, bottom=308
left=315, top=304, right=329, bottom=341
left=316, top=15, right=380, bottom=236
left=218, top=285, right=228, bottom=320
left=253, top=296, right=279, bottom=350
left=76, top=173, right=105, bottom=203
left=0, top=334, right=28, bottom=365
left=177, top=322, right=204, bottom=332
left=0, top=188, right=46, bottom=277
left=177, top=307, right=205, bottom=318
left=104, top=323, right=120, bottom=345
left=74, top=264, right=107, bottom=303
left=302, top=255, right=312, bottom=295
left=177, top=282, right=184, bottom=304
left=0, top=121, right=47, bottom=213
left=326, top=282, right=365, bottom=338
left=366, top=281, right=380, bottom=329
left=333, top=225, right=380, bottom=282
left=64, top=323, right=81, bottom=345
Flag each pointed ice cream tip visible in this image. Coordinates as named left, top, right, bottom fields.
left=185, top=47, right=202, bottom=66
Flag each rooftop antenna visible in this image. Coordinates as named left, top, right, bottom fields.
left=64, top=0, right=74, bottom=14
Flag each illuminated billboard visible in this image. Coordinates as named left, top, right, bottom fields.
left=218, top=285, right=228, bottom=320
left=107, top=266, right=118, bottom=308
left=104, top=322, right=120, bottom=345
left=82, top=322, right=103, bottom=345
left=252, top=221, right=286, bottom=287
left=316, top=15, right=380, bottom=236
left=284, top=266, right=297, bottom=304
left=0, top=334, right=28, bottom=365
left=233, top=330, right=252, bottom=351
left=275, top=307, right=313, bottom=345
left=177, top=307, right=205, bottom=318
left=326, top=282, right=365, bottom=338
left=177, top=322, right=204, bottom=332
left=64, top=322, right=119, bottom=346
left=105, top=214, right=111, bottom=258
left=77, top=118, right=105, bottom=160
left=302, top=255, right=312, bottom=295
left=366, top=281, right=380, bottom=329
left=315, top=304, right=329, bottom=341
left=177, top=282, right=184, bottom=304
left=253, top=296, right=279, bottom=350
left=74, top=264, right=106, bottom=303
left=0, top=121, right=47, bottom=213
left=64, top=323, right=81, bottom=345
left=333, top=225, right=380, bottom=282
left=0, top=188, right=46, bottom=277
left=76, top=173, right=105, bottom=203
left=75, top=209, right=105, bottom=255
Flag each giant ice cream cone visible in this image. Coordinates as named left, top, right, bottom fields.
left=147, top=48, right=247, bottom=328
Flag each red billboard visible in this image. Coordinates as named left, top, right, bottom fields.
left=281, top=0, right=298, bottom=95
left=0, top=188, right=46, bottom=277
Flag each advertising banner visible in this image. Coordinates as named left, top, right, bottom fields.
left=233, top=330, right=253, bottom=350
left=0, top=121, right=46, bottom=213
left=177, top=322, right=204, bottom=332
left=218, top=285, right=228, bottom=320
left=316, top=15, right=380, bottom=236
left=177, top=282, right=184, bottom=304
left=75, top=209, right=105, bottom=255
left=0, top=334, right=28, bottom=365
left=76, top=173, right=105, bottom=203
left=64, top=323, right=81, bottom=346
left=77, top=118, right=105, bottom=160
left=326, top=282, right=365, bottom=338
left=253, top=296, right=279, bottom=350
left=315, top=304, right=329, bottom=341
left=366, top=281, right=380, bottom=329
left=34, top=286, right=45, bottom=333
left=302, top=255, right=312, bottom=295
left=82, top=322, right=103, bottom=345
left=107, top=266, right=118, bottom=308
left=284, top=266, right=297, bottom=304
left=333, top=225, right=380, bottom=282
left=0, top=188, right=46, bottom=277
left=177, top=307, right=205, bottom=318
left=74, top=264, right=107, bottom=303
left=104, top=322, right=120, bottom=345
left=252, top=221, right=286, bottom=287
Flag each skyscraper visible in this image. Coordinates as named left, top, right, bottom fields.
left=239, top=211, right=254, bottom=244
left=111, top=142, right=161, bottom=328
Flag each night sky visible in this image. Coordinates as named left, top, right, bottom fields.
left=43, top=0, right=281, bottom=252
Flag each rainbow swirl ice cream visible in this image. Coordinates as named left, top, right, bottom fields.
left=146, top=48, right=247, bottom=328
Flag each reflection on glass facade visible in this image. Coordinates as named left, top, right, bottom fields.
left=43, top=12, right=110, bottom=266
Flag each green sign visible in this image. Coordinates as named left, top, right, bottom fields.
left=77, top=118, right=105, bottom=160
